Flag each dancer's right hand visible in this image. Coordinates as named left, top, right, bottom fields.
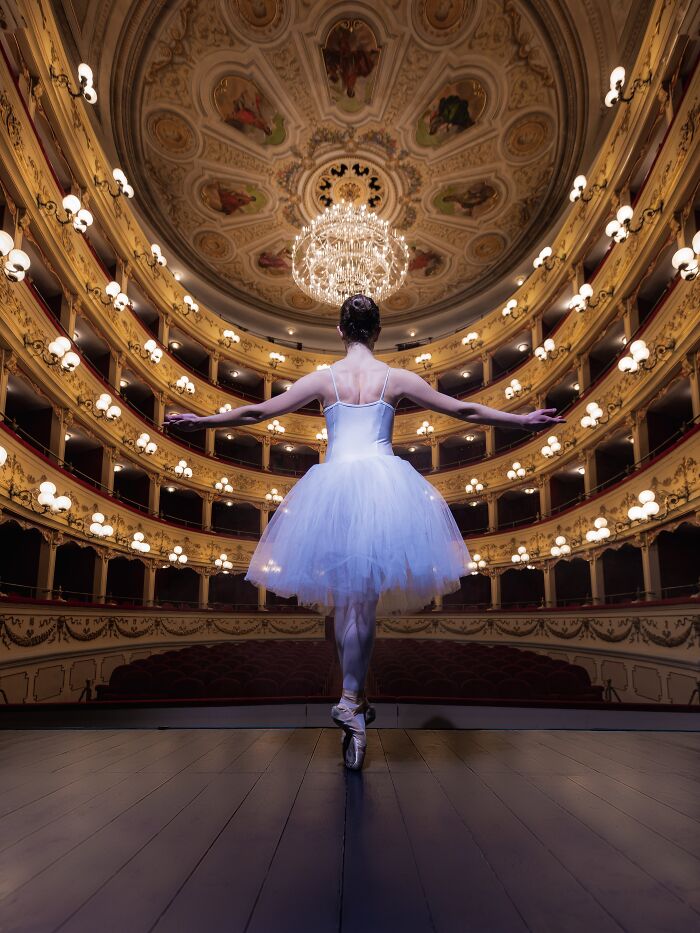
left=164, top=412, right=202, bottom=432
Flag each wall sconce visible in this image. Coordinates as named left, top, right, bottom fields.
left=569, top=175, right=607, bottom=203
left=214, top=552, right=233, bottom=571
left=671, top=232, right=700, bottom=280
left=267, top=419, right=285, bottom=435
left=177, top=295, right=199, bottom=319
left=534, top=338, right=569, bottom=361
left=618, top=338, right=675, bottom=374
left=134, top=243, right=167, bottom=267
left=77, top=392, right=121, bottom=420
left=168, top=545, right=188, bottom=565
left=0, top=230, right=30, bottom=282
left=266, top=487, right=284, bottom=503
left=36, top=481, right=71, bottom=513
left=604, top=66, right=652, bottom=107
left=135, top=432, right=157, bottom=455
left=316, top=426, right=328, bottom=442
left=86, top=280, right=130, bottom=311
left=550, top=535, right=571, bottom=556
left=606, top=202, right=663, bottom=242
left=533, top=246, right=565, bottom=270
left=0, top=445, right=7, bottom=467
left=416, top=420, right=434, bottom=436
left=627, top=489, right=659, bottom=522
left=568, top=283, right=614, bottom=312
left=506, top=461, right=528, bottom=480
left=94, top=168, right=134, bottom=199
left=501, top=299, right=527, bottom=320
left=25, top=334, right=81, bottom=371
left=49, top=62, right=97, bottom=103
left=130, top=531, right=151, bottom=553
left=128, top=338, right=162, bottom=364
left=316, top=363, right=331, bottom=370
left=467, top=553, right=487, bottom=574
left=511, top=545, right=530, bottom=564
left=505, top=378, right=528, bottom=399
left=89, top=512, right=113, bottom=537
left=541, top=435, right=562, bottom=458
left=37, top=194, right=93, bottom=232
left=220, top=329, right=241, bottom=348
left=214, top=476, right=233, bottom=493
left=585, top=516, right=610, bottom=542
left=461, top=331, right=480, bottom=348
left=172, top=375, right=195, bottom=395
left=173, top=459, right=193, bottom=478
left=269, top=351, right=286, bottom=368
left=464, top=477, right=485, bottom=494
left=415, top=352, right=432, bottom=369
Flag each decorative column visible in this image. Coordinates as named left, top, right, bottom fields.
left=257, top=506, right=269, bottom=610
left=432, top=592, right=443, bottom=611
left=589, top=554, right=605, bottom=605
left=0, top=349, right=16, bottom=414
left=543, top=563, right=556, bottom=608
left=157, top=313, right=171, bottom=348
left=108, top=351, right=124, bottom=391
left=143, top=561, right=156, bottom=607
left=489, top=572, right=501, bottom=610
left=198, top=570, right=211, bottom=609
left=100, top=445, right=117, bottom=494
left=538, top=475, right=551, bottom=518
left=153, top=391, right=166, bottom=429
left=263, top=374, right=273, bottom=400
left=148, top=474, right=161, bottom=516
left=208, top=351, right=220, bottom=384
left=318, top=443, right=326, bottom=464
left=261, top=435, right=271, bottom=471
left=484, top=426, right=495, bottom=457
left=58, top=291, right=78, bottom=340
left=429, top=436, right=440, bottom=471
left=481, top=352, right=492, bottom=385
left=49, top=406, right=72, bottom=464
left=575, top=353, right=591, bottom=393
left=641, top=538, right=662, bottom=600
left=36, top=531, right=59, bottom=599
left=622, top=296, right=640, bottom=342
left=630, top=410, right=650, bottom=465
left=682, top=354, right=700, bottom=419
left=426, top=372, right=438, bottom=389
left=583, top=448, right=597, bottom=496
left=202, top=492, right=213, bottom=531
left=205, top=427, right=215, bottom=456
left=530, top=316, right=543, bottom=352
left=92, top=549, right=109, bottom=603
left=486, top=493, right=498, bottom=532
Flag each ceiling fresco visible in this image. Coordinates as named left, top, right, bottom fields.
left=53, top=0, right=651, bottom=344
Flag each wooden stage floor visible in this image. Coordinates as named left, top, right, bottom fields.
left=0, top=726, right=699, bottom=932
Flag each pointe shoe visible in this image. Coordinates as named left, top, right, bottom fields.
left=331, top=696, right=367, bottom=771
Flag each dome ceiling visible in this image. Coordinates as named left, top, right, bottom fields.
left=56, top=0, right=649, bottom=347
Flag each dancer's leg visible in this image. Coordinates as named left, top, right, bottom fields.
left=334, top=597, right=377, bottom=697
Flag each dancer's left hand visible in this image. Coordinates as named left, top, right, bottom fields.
left=164, top=412, right=202, bottom=432
left=520, top=408, right=566, bottom=430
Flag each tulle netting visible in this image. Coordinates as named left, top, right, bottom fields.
left=244, top=454, right=471, bottom=615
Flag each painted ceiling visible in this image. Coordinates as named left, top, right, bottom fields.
left=55, top=0, right=649, bottom=347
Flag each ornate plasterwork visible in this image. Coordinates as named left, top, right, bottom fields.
left=104, top=0, right=583, bottom=327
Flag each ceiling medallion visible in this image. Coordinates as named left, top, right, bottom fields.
left=291, top=202, right=409, bottom=306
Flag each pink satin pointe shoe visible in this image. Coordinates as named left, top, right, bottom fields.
left=331, top=690, right=371, bottom=770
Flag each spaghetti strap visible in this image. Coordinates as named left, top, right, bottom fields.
left=329, top=364, right=340, bottom=403
left=379, top=365, right=391, bottom=402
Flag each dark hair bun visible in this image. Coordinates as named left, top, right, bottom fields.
left=339, top=294, right=381, bottom=345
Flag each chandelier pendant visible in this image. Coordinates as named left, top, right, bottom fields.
left=291, top=202, right=409, bottom=306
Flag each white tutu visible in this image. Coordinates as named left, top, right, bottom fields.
left=244, top=453, right=471, bottom=615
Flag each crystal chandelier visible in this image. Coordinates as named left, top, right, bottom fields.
left=291, top=202, right=409, bottom=306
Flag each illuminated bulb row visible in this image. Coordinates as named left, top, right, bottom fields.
left=175, top=375, right=195, bottom=394
left=580, top=401, right=603, bottom=428
left=568, top=283, right=594, bottom=311
left=143, top=338, right=162, bottom=363
left=534, top=338, right=556, bottom=360
left=0, top=230, right=30, bottom=282
left=168, top=545, right=188, bottom=564
left=504, top=378, right=522, bottom=399
left=215, top=476, right=233, bottom=493
left=267, top=419, right=285, bottom=435
left=541, top=435, right=562, bottom=457
left=215, top=552, right=233, bottom=571
left=628, top=489, right=659, bottom=521
left=89, top=512, right=113, bottom=537
left=417, top=420, right=434, bottom=436
left=468, top=553, right=486, bottom=574
left=671, top=231, right=700, bottom=280
left=95, top=393, right=121, bottom=420
left=507, top=461, right=526, bottom=480
left=618, top=339, right=650, bottom=372
left=37, top=481, right=71, bottom=512
left=550, top=535, right=571, bottom=557
left=606, top=205, right=634, bottom=242
left=136, top=432, right=157, bottom=455
left=586, top=517, right=610, bottom=542
left=174, top=459, right=192, bottom=478
left=130, top=531, right=150, bottom=553
left=48, top=336, right=81, bottom=371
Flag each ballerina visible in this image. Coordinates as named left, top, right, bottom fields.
left=165, top=294, right=565, bottom=770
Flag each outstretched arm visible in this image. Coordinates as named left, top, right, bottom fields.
left=163, top=370, right=326, bottom=432
left=398, top=369, right=565, bottom=430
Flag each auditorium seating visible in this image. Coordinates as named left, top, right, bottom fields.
left=95, top=640, right=603, bottom=703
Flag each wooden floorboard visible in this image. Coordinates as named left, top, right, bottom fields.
left=0, top=727, right=698, bottom=933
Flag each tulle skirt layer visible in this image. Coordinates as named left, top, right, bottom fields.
left=244, top=454, right=471, bottom=615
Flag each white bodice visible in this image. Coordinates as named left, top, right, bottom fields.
left=323, top=364, right=396, bottom=463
